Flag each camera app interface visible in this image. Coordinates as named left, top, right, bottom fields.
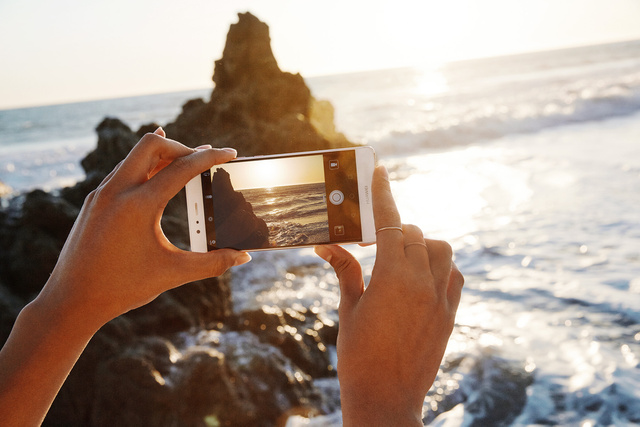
left=201, top=151, right=362, bottom=251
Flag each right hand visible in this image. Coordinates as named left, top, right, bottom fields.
left=314, top=165, right=464, bottom=426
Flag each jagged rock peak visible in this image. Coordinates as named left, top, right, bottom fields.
left=213, top=12, right=281, bottom=89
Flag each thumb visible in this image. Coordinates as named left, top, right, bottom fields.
left=314, top=245, right=364, bottom=317
left=176, top=249, right=252, bottom=284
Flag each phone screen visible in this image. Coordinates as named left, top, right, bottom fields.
left=200, top=151, right=362, bottom=251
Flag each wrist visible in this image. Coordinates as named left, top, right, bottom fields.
left=30, top=279, right=107, bottom=340
left=340, top=387, right=423, bottom=427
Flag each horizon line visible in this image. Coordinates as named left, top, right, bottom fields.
left=2, top=36, right=638, bottom=112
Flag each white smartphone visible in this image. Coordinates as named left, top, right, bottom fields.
left=185, top=146, right=376, bottom=252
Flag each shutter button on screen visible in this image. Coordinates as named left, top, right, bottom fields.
left=329, top=190, right=344, bottom=205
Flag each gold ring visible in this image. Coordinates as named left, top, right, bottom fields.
left=375, top=226, right=403, bottom=234
left=404, top=242, right=428, bottom=250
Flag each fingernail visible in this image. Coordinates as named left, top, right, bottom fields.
left=233, top=252, right=252, bottom=266
left=154, top=126, right=164, bottom=134
left=221, top=147, right=237, bottom=156
left=314, top=245, right=332, bottom=262
left=195, top=144, right=212, bottom=151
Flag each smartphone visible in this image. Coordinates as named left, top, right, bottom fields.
left=185, top=146, right=376, bottom=252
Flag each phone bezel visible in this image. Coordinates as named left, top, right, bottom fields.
left=185, top=146, right=376, bottom=253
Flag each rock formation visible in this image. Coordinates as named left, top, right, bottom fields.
left=0, top=11, right=348, bottom=426
left=210, top=168, right=270, bottom=249
left=163, top=12, right=353, bottom=156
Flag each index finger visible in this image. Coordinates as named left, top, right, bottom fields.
left=147, top=147, right=237, bottom=204
left=117, top=132, right=195, bottom=186
left=372, top=165, right=403, bottom=252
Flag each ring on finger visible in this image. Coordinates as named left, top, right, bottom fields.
left=404, top=242, right=428, bottom=250
left=376, top=226, right=403, bottom=234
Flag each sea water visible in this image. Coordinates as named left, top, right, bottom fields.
left=241, top=182, right=331, bottom=247
left=1, top=39, right=639, bottom=425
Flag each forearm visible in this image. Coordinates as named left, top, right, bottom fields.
left=0, top=294, right=99, bottom=426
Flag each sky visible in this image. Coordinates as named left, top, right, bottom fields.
left=1, top=0, right=639, bottom=110
left=214, top=155, right=325, bottom=190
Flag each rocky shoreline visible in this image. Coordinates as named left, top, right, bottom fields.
left=0, top=12, right=353, bottom=426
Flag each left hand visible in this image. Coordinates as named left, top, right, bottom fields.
left=36, top=128, right=251, bottom=330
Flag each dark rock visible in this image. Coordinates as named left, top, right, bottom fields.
left=135, top=122, right=161, bottom=138
left=59, top=172, right=104, bottom=209
left=231, top=304, right=338, bottom=378
left=123, top=277, right=233, bottom=335
left=422, top=351, right=534, bottom=426
left=0, top=190, right=78, bottom=299
left=21, top=189, right=78, bottom=239
left=173, top=330, right=328, bottom=426
left=0, top=283, right=23, bottom=346
left=49, top=328, right=332, bottom=427
left=81, top=117, right=138, bottom=177
left=92, top=354, right=175, bottom=427
left=173, top=345, right=256, bottom=426
left=60, top=117, right=139, bottom=209
left=211, top=168, right=269, bottom=249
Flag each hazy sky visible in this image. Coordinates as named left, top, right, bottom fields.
left=214, top=155, right=325, bottom=190
left=1, top=0, right=639, bottom=109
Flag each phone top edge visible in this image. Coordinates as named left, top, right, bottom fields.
left=232, top=146, right=375, bottom=163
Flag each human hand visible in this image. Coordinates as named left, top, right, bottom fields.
left=35, top=128, right=251, bottom=332
left=314, top=166, right=464, bottom=426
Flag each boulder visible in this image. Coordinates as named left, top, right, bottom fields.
left=422, top=351, right=534, bottom=426
left=231, top=304, right=338, bottom=378
left=81, top=117, right=138, bottom=177
left=0, top=190, right=79, bottom=299
left=210, top=167, right=270, bottom=249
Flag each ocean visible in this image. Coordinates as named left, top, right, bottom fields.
left=1, top=39, right=640, bottom=425
left=240, top=182, right=330, bottom=247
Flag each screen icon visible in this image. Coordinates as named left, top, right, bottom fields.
left=334, top=225, right=345, bottom=236
left=329, top=190, right=344, bottom=205
left=329, top=160, right=339, bottom=170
